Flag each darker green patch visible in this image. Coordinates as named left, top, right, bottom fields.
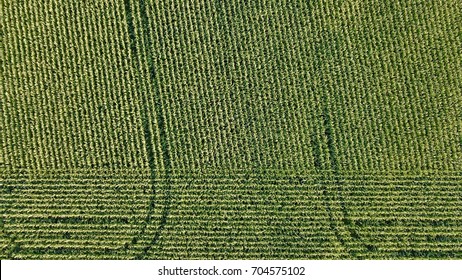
left=310, top=133, right=323, bottom=170
left=320, top=96, right=338, bottom=171
left=5, top=185, right=14, bottom=193
left=365, top=244, right=377, bottom=252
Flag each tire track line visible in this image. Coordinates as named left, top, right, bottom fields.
left=123, top=0, right=171, bottom=259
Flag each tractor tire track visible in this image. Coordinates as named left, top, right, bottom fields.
left=318, top=93, right=367, bottom=259
left=123, top=0, right=171, bottom=259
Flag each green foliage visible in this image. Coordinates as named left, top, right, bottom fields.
left=1, top=0, right=461, bottom=259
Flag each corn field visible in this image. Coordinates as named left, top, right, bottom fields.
left=1, top=0, right=461, bottom=259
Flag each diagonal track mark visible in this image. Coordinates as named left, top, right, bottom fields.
left=319, top=94, right=369, bottom=258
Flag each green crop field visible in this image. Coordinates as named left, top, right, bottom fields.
left=1, top=0, right=461, bottom=259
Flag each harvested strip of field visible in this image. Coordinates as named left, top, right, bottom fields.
left=1, top=0, right=461, bottom=259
